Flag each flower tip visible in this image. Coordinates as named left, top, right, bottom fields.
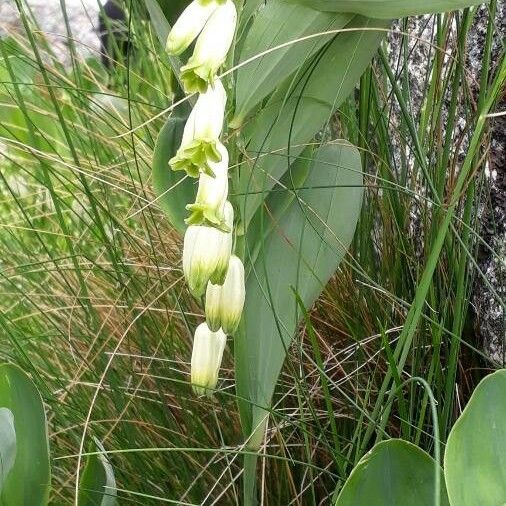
left=165, top=36, right=185, bottom=56
left=190, top=323, right=227, bottom=397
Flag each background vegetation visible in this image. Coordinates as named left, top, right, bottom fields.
left=0, top=0, right=504, bottom=503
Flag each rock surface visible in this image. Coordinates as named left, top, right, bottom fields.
left=0, top=0, right=100, bottom=64
left=387, top=6, right=505, bottom=365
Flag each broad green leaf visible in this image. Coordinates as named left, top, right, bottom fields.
left=155, top=0, right=190, bottom=25
left=245, top=146, right=314, bottom=265
left=78, top=438, right=118, bottom=506
left=144, top=0, right=171, bottom=46
left=0, top=364, right=50, bottom=506
left=233, top=1, right=352, bottom=125
left=152, top=107, right=195, bottom=235
left=238, top=0, right=266, bottom=34
left=335, top=439, right=449, bottom=505
left=236, top=141, right=363, bottom=445
left=284, top=0, right=488, bottom=18
left=444, top=369, right=506, bottom=506
left=144, top=0, right=186, bottom=86
left=0, top=409, right=16, bottom=491
left=237, top=16, right=387, bottom=229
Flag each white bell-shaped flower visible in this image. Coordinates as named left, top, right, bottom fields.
left=191, top=322, right=227, bottom=396
left=205, top=255, right=245, bottom=335
left=180, top=0, right=237, bottom=94
left=182, top=201, right=233, bottom=297
left=165, top=0, right=222, bottom=56
left=185, top=142, right=229, bottom=229
left=169, top=80, right=227, bottom=178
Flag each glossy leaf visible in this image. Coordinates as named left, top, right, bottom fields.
left=152, top=107, right=195, bottom=235
left=233, top=1, right=352, bottom=125
left=444, top=369, right=506, bottom=506
left=285, top=0, right=488, bottom=18
left=237, top=16, right=387, bottom=229
left=0, top=364, right=50, bottom=506
left=236, top=142, right=363, bottom=444
left=0, top=409, right=16, bottom=491
left=78, top=438, right=118, bottom=506
left=335, top=439, right=449, bottom=505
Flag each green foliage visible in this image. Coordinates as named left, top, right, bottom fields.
left=232, top=1, right=352, bottom=124
left=0, top=0, right=504, bottom=504
left=335, top=370, right=506, bottom=505
left=0, top=364, right=50, bottom=506
left=236, top=142, right=364, bottom=443
left=335, top=440, right=449, bottom=506
left=156, top=0, right=190, bottom=25
left=285, top=0, right=489, bottom=17
left=0, top=409, right=16, bottom=491
left=152, top=106, right=195, bottom=234
left=236, top=15, right=388, bottom=228
left=145, top=0, right=172, bottom=45
left=444, top=370, right=506, bottom=506
left=78, top=438, right=118, bottom=506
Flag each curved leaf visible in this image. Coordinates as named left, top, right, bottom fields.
left=237, top=16, right=387, bottom=229
left=78, top=438, right=117, bottom=506
left=284, top=0, right=488, bottom=18
left=152, top=107, right=195, bottom=235
left=236, top=141, right=363, bottom=445
left=0, top=409, right=16, bottom=491
left=0, top=364, right=50, bottom=506
left=444, top=369, right=506, bottom=506
left=144, top=0, right=187, bottom=94
left=335, top=439, right=449, bottom=505
left=233, top=1, right=352, bottom=125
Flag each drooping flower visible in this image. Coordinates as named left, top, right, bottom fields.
left=185, top=142, right=229, bottom=229
left=191, top=322, right=227, bottom=396
left=169, top=80, right=227, bottom=178
left=205, top=255, right=245, bottom=335
left=180, top=0, right=237, bottom=94
left=165, top=0, right=222, bottom=56
left=182, top=201, right=234, bottom=297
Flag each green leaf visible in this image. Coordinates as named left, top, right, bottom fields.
left=0, top=409, right=16, bottom=491
left=152, top=107, right=195, bottom=235
left=236, top=141, right=363, bottom=445
left=245, top=146, right=314, bottom=265
left=233, top=1, right=352, bottom=125
left=284, top=0, right=488, bottom=18
left=238, top=0, right=265, bottom=34
left=155, top=0, right=191, bottom=25
left=237, top=16, right=387, bottom=229
left=144, top=0, right=187, bottom=91
left=444, top=369, right=506, bottom=506
left=335, top=439, right=449, bottom=505
left=144, top=0, right=171, bottom=46
left=78, top=438, right=118, bottom=506
left=0, top=364, right=50, bottom=506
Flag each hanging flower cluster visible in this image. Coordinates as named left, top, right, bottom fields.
left=167, top=0, right=244, bottom=397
